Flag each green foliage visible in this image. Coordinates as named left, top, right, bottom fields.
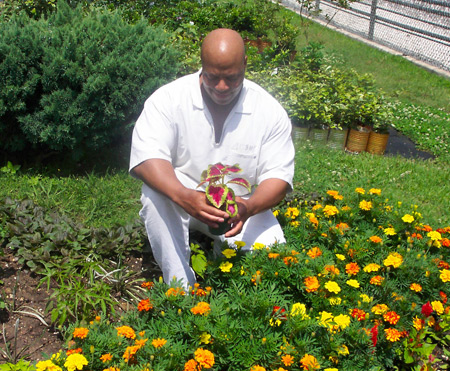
left=0, top=360, right=35, bottom=371
left=0, top=1, right=180, bottom=161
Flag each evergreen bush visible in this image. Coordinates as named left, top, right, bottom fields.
left=0, top=1, right=180, bottom=161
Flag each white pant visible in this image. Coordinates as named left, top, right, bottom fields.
left=139, top=173, right=285, bottom=288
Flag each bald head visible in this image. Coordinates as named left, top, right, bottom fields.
left=201, top=29, right=246, bottom=69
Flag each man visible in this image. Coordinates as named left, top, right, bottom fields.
left=130, top=28, right=295, bottom=287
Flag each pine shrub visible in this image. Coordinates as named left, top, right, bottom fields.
left=0, top=1, right=180, bottom=161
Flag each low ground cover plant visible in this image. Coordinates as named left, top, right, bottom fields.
left=23, top=187, right=450, bottom=370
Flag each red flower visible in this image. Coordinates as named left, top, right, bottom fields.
left=272, top=306, right=287, bottom=320
left=421, top=301, right=433, bottom=317
left=440, top=291, right=448, bottom=304
left=370, top=324, right=378, bottom=348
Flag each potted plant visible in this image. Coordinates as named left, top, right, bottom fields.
left=197, top=163, right=251, bottom=235
left=366, top=99, right=392, bottom=155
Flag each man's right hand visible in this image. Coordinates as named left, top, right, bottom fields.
left=131, top=159, right=229, bottom=228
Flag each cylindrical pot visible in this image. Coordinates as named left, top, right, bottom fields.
left=327, top=128, right=348, bottom=150
left=292, top=125, right=310, bottom=144
left=366, top=131, right=389, bottom=155
left=208, top=221, right=231, bottom=236
left=345, top=128, right=370, bottom=153
left=310, top=127, right=329, bottom=144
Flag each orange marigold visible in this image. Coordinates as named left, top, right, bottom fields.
left=410, top=283, right=422, bottom=292
left=116, top=326, right=136, bottom=339
left=335, top=222, right=350, bottom=234
left=123, top=345, right=140, bottom=362
left=369, top=236, right=383, bottom=244
left=100, top=354, right=113, bottom=363
left=307, top=247, right=322, bottom=259
left=323, top=265, right=340, bottom=276
left=442, top=238, right=450, bottom=247
left=370, top=275, right=385, bottom=286
left=300, top=354, right=320, bottom=370
left=191, top=302, right=211, bottom=316
left=384, top=328, right=402, bottom=342
left=138, top=298, right=153, bottom=312
left=73, top=327, right=89, bottom=339
left=141, top=281, right=154, bottom=289
left=283, top=256, right=299, bottom=266
left=166, top=287, right=186, bottom=297
left=66, top=348, right=82, bottom=355
left=184, top=359, right=201, bottom=371
left=383, top=311, right=400, bottom=325
left=351, top=308, right=367, bottom=321
left=268, top=253, right=280, bottom=259
left=281, top=354, right=294, bottom=366
left=194, top=348, right=215, bottom=368
left=345, top=262, right=360, bottom=275
left=151, top=338, right=167, bottom=348
left=304, top=276, right=320, bottom=293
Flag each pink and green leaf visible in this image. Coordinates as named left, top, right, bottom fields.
left=206, top=184, right=227, bottom=208
left=228, top=178, right=251, bottom=192
left=226, top=201, right=238, bottom=217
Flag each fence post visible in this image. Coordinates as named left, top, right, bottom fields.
left=315, top=0, right=320, bottom=12
left=368, top=0, right=378, bottom=40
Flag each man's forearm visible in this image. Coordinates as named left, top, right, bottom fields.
left=245, top=178, right=289, bottom=217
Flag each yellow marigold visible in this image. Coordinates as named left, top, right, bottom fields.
left=440, top=269, right=450, bottom=282
left=184, top=359, right=200, bottom=371
left=281, top=354, right=294, bottom=366
left=413, top=316, right=423, bottom=331
left=250, top=366, right=266, bottom=371
left=355, top=187, right=365, bottom=194
left=431, top=301, right=444, bottom=315
left=252, top=242, right=265, bottom=250
left=284, top=207, right=299, bottom=219
left=166, top=287, right=186, bottom=297
left=384, top=252, right=403, bottom=268
left=370, top=275, right=385, bottom=285
left=317, top=311, right=334, bottom=328
left=312, top=204, right=323, bottom=211
left=334, top=314, right=351, bottom=330
left=234, top=241, right=246, bottom=249
left=360, top=294, right=372, bottom=303
left=427, top=231, right=442, bottom=241
left=384, top=328, right=402, bottom=342
left=151, top=338, right=167, bottom=348
left=103, top=368, right=120, bottom=371
left=402, top=214, right=415, bottom=223
left=219, top=261, right=233, bottom=272
left=345, top=262, right=360, bottom=275
left=64, top=354, right=88, bottom=371
left=291, top=303, right=310, bottom=319
left=346, top=279, right=360, bottom=288
left=307, top=247, right=322, bottom=259
left=123, top=345, right=140, bottom=362
left=73, top=327, right=89, bottom=339
left=369, top=235, right=383, bottom=244
left=135, top=338, right=148, bottom=348
left=410, top=283, right=422, bottom=292
left=36, top=360, right=62, bottom=371
left=384, top=227, right=397, bottom=236
left=100, top=354, right=112, bottom=363
left=300, top=354, right=320, bottom=370
left=371, top=304, right=389, bottom=315
left=191, top=302, right=211, bottom=316
left=323, top=205, right=339, bottom=217
left=364, top=263, right=381, bottom=272
left=325, top=369, right=339, bottom=371
left=268, top=253, right=280, bottom=259
left=337, top=344, right=349, bottom=355
left=304, top=276, right=320, bottom=292
left=327, top=190, right=343, bottom=200
left=369, top=188, right=381, bottom=195
left=222, top=248, right=237, bottom=258
left=273, top=209, right=280, bottom=217
left=194, top=348, right=215, bottom=369
left=307, top=213, right=319, bottom=226
left=290, top=220, right=300, bottom=227
left=336, top=254, right=346, bottom=261
left=116, top=326, right=136, bottom=339
left=359, top=200, right=373, bottom=211
left=325, top=281, right=341, bottom=294
left=329, top=297, right=342, bottom=306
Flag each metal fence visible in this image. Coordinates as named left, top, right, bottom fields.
left=282, top=0, right=450, bottom=73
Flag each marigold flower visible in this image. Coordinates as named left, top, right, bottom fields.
left=383, top=311, right=400, bottom=325
left=219, top=261, right=233, bottom=272
left=363, top=263, right=381, bottom=273
left=290, top=220, right=300, bottom=227
left=138, top=298, right=153, bottom=312
left=324, top=265, right=340, bottom=275
left=100, top=354, right=113, bottom=363
left=281, top=354, right=294, bottom=366
left=273, top=209, right=280, bottom=217
left=337, top=344, right=349, bottom=355
left=384, top=328, right=402, bottom=342
left=252, top=242, right=265, bottom=250
left=304, top=276, right=320, bottom=292
left=66, top=348, right=82, bottom=356
left=234, top=241, right=246, bottom=249
left=329, top=297, right=342, bottom=306
left=250, top=366, right=266, bottom=371
left=165, top=287, right=185, bottom=297
left=355, top=187, right=365, bottom=194
left=346, top=279, right=360, bottom=288
left=335, top=222, right=350, bottom=233
left=369, top=235, right=383, bottom=244
left=191, top=302, right=211, bottom=316
left=251, top=270, right=262, bottom=285
left=192, top=286, right=207, bottom=296
left=370, top=275, right=385, bottom=285
left=300, top=354, right=320, bottom=370
left=200, top=332, right=211, bottom=344
left=194, top=348, right=215, bottom=368
left=369, top=188, right=381, bottom=195
left=334, top=314, right=351, bottom=330
left=413, top=316, right=424, bottom=331
left=73, top=328, right=89, bottom=339
left=442, top=238, right=450, bottom=247
left=312, top=204, right=323, bottom=211
left=325, top=281, right=341, bottom=294
left=135, top=338, right=148, bottom=347
left=384, top=227, right=396, bottom=236
left=36, top=360, right=62, bottom=371
left=184, top=359, right=200, bottom=371
left=323, top=205, right=339, bottom=217
left=141, top=281, right=154, bottom=289
left=440, top=269, right=450, bottom=282
left=222, top=248, right=237, bottom=258
left=440, top=291, right=448, bottom=304
left=360, top=294, right=372, bottom=303
left=336, top=254, right=346, bottom=261
left=317, top=311, right=334, bottom=328
left=371, top=304, right=389, bottom=315
left=345, top=262, right=360, bottom=275
left=402, top=214, right=415, bottom=223
left=268, top=253, right=280, bottom=259
left=116, top=326, right=136, bottom=339
left=307, top=213, right=319, bottom=226
left=383, top=252, right=403, bottom=268
left=283, top=256, right=298, bottom=266
left=284, top=207, right=299, bottom=219
left=427, top=231, right=442, bottom=241
left=327, top=190, right=343, bottom=200
left=123, top=345, right=140, bottom=362
left=64, top=354, right=88, bottom=371
left=103, top=368, right=120, bottom=371
left=291, top=303, right=310, bottom=319
left=307, top=247, right=322, bottom=259
left=359, top=200, right=373, bottom=211
left=431, top=301, right=444, bottom=315
left=410, top=283, right=422, bottom=292
left=351, top=308, right=366, bottom=321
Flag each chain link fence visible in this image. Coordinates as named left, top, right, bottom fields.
left=282, top=0, right=450, bottom=74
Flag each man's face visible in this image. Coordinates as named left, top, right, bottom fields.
left=201, top=62, right=246, bottom=106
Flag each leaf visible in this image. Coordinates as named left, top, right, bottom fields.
left=226, top=201, right=238, bottom=217
left=191, top=252, right=207, bottom=278
left=228, top=178, right=251, bottom=192
left=206, top=184, right=227, bottom=208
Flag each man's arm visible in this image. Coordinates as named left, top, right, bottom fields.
left=226, top=178, right=289, bottom=238
left=131, top=159, right=229, bottom=227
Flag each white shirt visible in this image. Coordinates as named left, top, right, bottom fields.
left=130, top=71, right=295, bottom=196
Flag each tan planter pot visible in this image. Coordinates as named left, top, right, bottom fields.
left=346, top=128, right=370, bottom=153
left=292, top=126, right=310, bottom=144
left=366, top=131, right=390, bottom=155
left=327, top=128, right=348, bottom=150
left=310, top=128, right=329, bottom=144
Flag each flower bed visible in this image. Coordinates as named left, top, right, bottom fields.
left=35, top=188, right=450, bottom=371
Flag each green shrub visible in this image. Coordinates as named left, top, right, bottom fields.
left=0, top=1, right=180, bottom=161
